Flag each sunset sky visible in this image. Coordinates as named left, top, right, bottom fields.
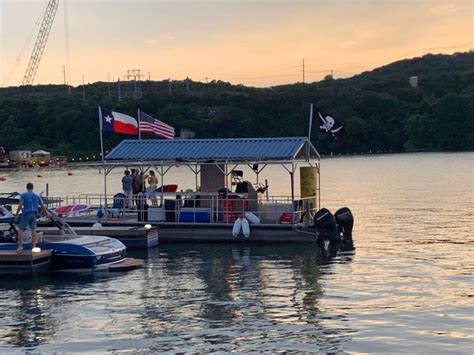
left=0, top=0, right=472, bottom=87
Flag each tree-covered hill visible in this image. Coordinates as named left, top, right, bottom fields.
left=0, top=52, right=472, bottom=159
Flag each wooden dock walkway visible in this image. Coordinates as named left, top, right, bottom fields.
left=0, top=249, right=52, bottom=275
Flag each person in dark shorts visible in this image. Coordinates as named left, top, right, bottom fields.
left=14, top=182, right=48, bottom=252
left=132, top=169, right=144, bottom=208
left=122, top=169, right=133, bottom=208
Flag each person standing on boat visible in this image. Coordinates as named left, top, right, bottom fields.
left=122, top=170, right=133, bottom=208
left=146, top=170, right=158, bottom=206
left=14, top=182, right=48, bottom=252
left=132, top=169, right=144, bottom=208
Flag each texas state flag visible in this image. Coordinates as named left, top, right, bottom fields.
left=99, top=106, right=138, bottom=135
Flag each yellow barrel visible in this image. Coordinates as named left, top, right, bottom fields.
left=299, top=167, right=317, bottom=222
left=300, top=167, right=317, bottom=198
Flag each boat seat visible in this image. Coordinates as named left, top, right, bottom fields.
left=108, top=193, right=125, bottom=218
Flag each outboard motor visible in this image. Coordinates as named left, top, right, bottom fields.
left=313, top=208, right=338, bottom=242
left=335, top=207, right=354, bottom=243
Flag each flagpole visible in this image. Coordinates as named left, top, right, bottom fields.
left=98, top=106, right=108, bottom=215
left=137, top=108, right=141, bottom=140
left=307, top=103, right=313, bottom=161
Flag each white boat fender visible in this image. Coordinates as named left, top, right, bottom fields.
left=245, top=212, right=260, bottom=224
left=92, top=222, right=103, bottom=229
left=232, top=218, right=242, bottom=237
left=242, top=218, right=250, bottom=238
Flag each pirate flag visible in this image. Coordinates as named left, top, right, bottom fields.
left=315, top=106, right=344, bottom=139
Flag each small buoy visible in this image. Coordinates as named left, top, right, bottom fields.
left=0, top=176, right=6, bottom=181
left=92, top=222, right=103, bottom=229
left=37, top=174, right=42, bottom=178
left=67, top=172, right=73, bottom=176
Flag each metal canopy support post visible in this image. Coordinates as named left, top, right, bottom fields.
left=220, top=161, right=238, bottom=191
left=257, top=164, right=267, bottom=185
left=186, top=165, right=201, bottom=191
left=290, top=171, right=294, bottom=207
left=248, top=163, right=267, bottom=184
left=316, top=162, right=321, bottom=210
left=159, top=163, right=164, bottom=206
left=215, top=164, right=225, bottom=175
left=281, top=163, right=297, bottom=207
left=156, top=163, right=173, bottom=206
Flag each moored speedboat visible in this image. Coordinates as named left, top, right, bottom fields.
left=0, top=209, right=142, bottom=273
left=41, top=234, right=128, bottom=272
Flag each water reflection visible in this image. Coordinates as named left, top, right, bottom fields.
left=0, top=273, right=122, bottom=348
left=0, top=243, right=355, bottom=352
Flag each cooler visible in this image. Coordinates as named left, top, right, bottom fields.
left=148, top=207, right=165, bottom=222
left=179, top=208, right=211, bottom=223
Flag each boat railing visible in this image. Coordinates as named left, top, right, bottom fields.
left=45, top=193, right=319, bottom=226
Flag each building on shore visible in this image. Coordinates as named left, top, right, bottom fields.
left=0, top=148, right=8, bottom=168
left=52, top=156, right=68, bottom=167
left=9, top=150, right=32, bottom=167
left=31, top=150, right=51, bottom=166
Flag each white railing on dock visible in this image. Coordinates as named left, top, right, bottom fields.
left=45, top=192, right=318, bottom=226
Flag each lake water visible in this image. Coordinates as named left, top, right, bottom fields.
left=0, top=152, right=472, bottom=353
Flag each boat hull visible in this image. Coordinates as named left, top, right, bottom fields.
left=0, top=235, right=128, bottom=273
left=48, top=249, right=127, bottom=272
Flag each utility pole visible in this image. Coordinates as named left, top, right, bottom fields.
left=118, top=78, right=121, bottom=101
left=168, top=79, right=172, bottom=95
left=82, top=74, right=86, bottom=104
left=302, top=59, right=305, bottom=84
left=107, top=72, right=111, bottom=100
left=186, top=77, right=190, bottom=92
left=148, top=72, right=151, bottom=81
left=204, top=77, right=209, bottom=84
left=63, top=65, right=66, bottom=85
left=331, top=69, right=334, bottom=100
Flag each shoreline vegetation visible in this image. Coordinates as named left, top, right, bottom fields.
left=1, top=150, right=471, bottom=173
left=1, top=52, right=473, bottom=159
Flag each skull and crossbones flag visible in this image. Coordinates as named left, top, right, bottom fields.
left=313, top=105, right=344, bottom=138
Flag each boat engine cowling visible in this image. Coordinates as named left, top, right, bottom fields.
left=314, top=208, right=338, bottom=241
left=335, top=207, right=354, bottom=243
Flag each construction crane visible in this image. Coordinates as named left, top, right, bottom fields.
left=21, top=0, right=59, bottom=88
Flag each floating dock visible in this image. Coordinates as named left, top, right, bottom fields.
left=40, top=220, right=318, bottom=244
left=0, top=249, right=52, bottom=275
left=109, top=258, right=144, bottom=272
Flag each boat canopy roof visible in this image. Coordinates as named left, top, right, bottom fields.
left=32, top=150, right=50, bottom=156
left=105, top=137, right=320, bottom=164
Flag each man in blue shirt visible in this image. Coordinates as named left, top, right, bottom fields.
left=15, top=182, right=48, bottom=252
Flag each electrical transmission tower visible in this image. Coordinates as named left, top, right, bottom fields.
left=118, top=69, right=144, bottom=100
left=21, top=0, right=59, bottom=89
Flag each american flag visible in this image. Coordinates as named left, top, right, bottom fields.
left=139, top=111, right=175, bottom=139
